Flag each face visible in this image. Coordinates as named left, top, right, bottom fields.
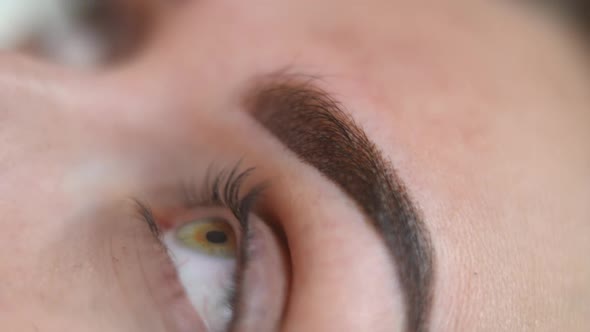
left=1, top=1, right=589, bottom=331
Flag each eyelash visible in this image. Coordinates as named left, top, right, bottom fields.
left=134, top=163, right=267, bottom=329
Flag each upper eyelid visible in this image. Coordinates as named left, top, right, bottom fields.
left=133, top=162, right=268, bottom=235
left=182, top=163, right=268, bottom=225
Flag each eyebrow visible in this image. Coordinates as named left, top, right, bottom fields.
left=246, top=76, right=435, bottom=332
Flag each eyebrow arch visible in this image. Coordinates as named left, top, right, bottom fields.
left=245, top=75, right=435, bottom=332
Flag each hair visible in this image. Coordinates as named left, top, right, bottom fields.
left=560, top=1, right=589, bottom=34
left=537, top=1, right=590, bottom=39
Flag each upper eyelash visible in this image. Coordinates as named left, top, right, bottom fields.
left=183, top=163, right=268, bottom=328
left=134, top=163, right=267, bottom=237
left=182, top=163, right=268, bottom=229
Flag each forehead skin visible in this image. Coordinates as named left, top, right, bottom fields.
left=121, top=1, right=590, bottom=330
left=0, top=0, right=589, bottom=331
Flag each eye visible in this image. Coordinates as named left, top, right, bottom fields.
left=136, top=165, right=289, bottom=332
left=176, top=218, right=237, bottom=258
left=162, top=212, right=242, bottom=332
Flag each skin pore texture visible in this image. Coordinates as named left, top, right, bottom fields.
left=0, top=1, right=589, bottom=331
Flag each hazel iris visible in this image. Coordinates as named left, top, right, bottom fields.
left=176, top=218, right=237, bottom=258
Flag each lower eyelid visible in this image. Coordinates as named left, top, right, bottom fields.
left=230, top=214, right=290, bottom=331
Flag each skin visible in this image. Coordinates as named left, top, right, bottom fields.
left=0, top=1, right=589, bottom=331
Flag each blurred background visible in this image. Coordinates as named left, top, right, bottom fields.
left=0, top=0, right=587, bottom=68
left=0, top=0, right=160, bottom=67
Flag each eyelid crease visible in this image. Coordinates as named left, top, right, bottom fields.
left=133, top=162, right=269, bottom=332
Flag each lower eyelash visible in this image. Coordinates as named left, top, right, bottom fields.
left=134, top=199, right=161, bottom=238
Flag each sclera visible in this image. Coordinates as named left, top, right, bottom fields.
left=163, top=207, right=244, bottom=332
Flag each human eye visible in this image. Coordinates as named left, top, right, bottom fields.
left=134, top=164, right=289, bottom=332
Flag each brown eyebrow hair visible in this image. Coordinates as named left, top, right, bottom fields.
left=245, top=75, right=435, bottom=332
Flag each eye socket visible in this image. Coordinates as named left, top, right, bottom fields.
left=176, top=218, right=238, bottom=258
left=158, top=209, right=288, bottom=332
left=135, top=165, right=289, bottom=331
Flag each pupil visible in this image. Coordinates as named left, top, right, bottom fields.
left=206, top=230, right=228, bottom=244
